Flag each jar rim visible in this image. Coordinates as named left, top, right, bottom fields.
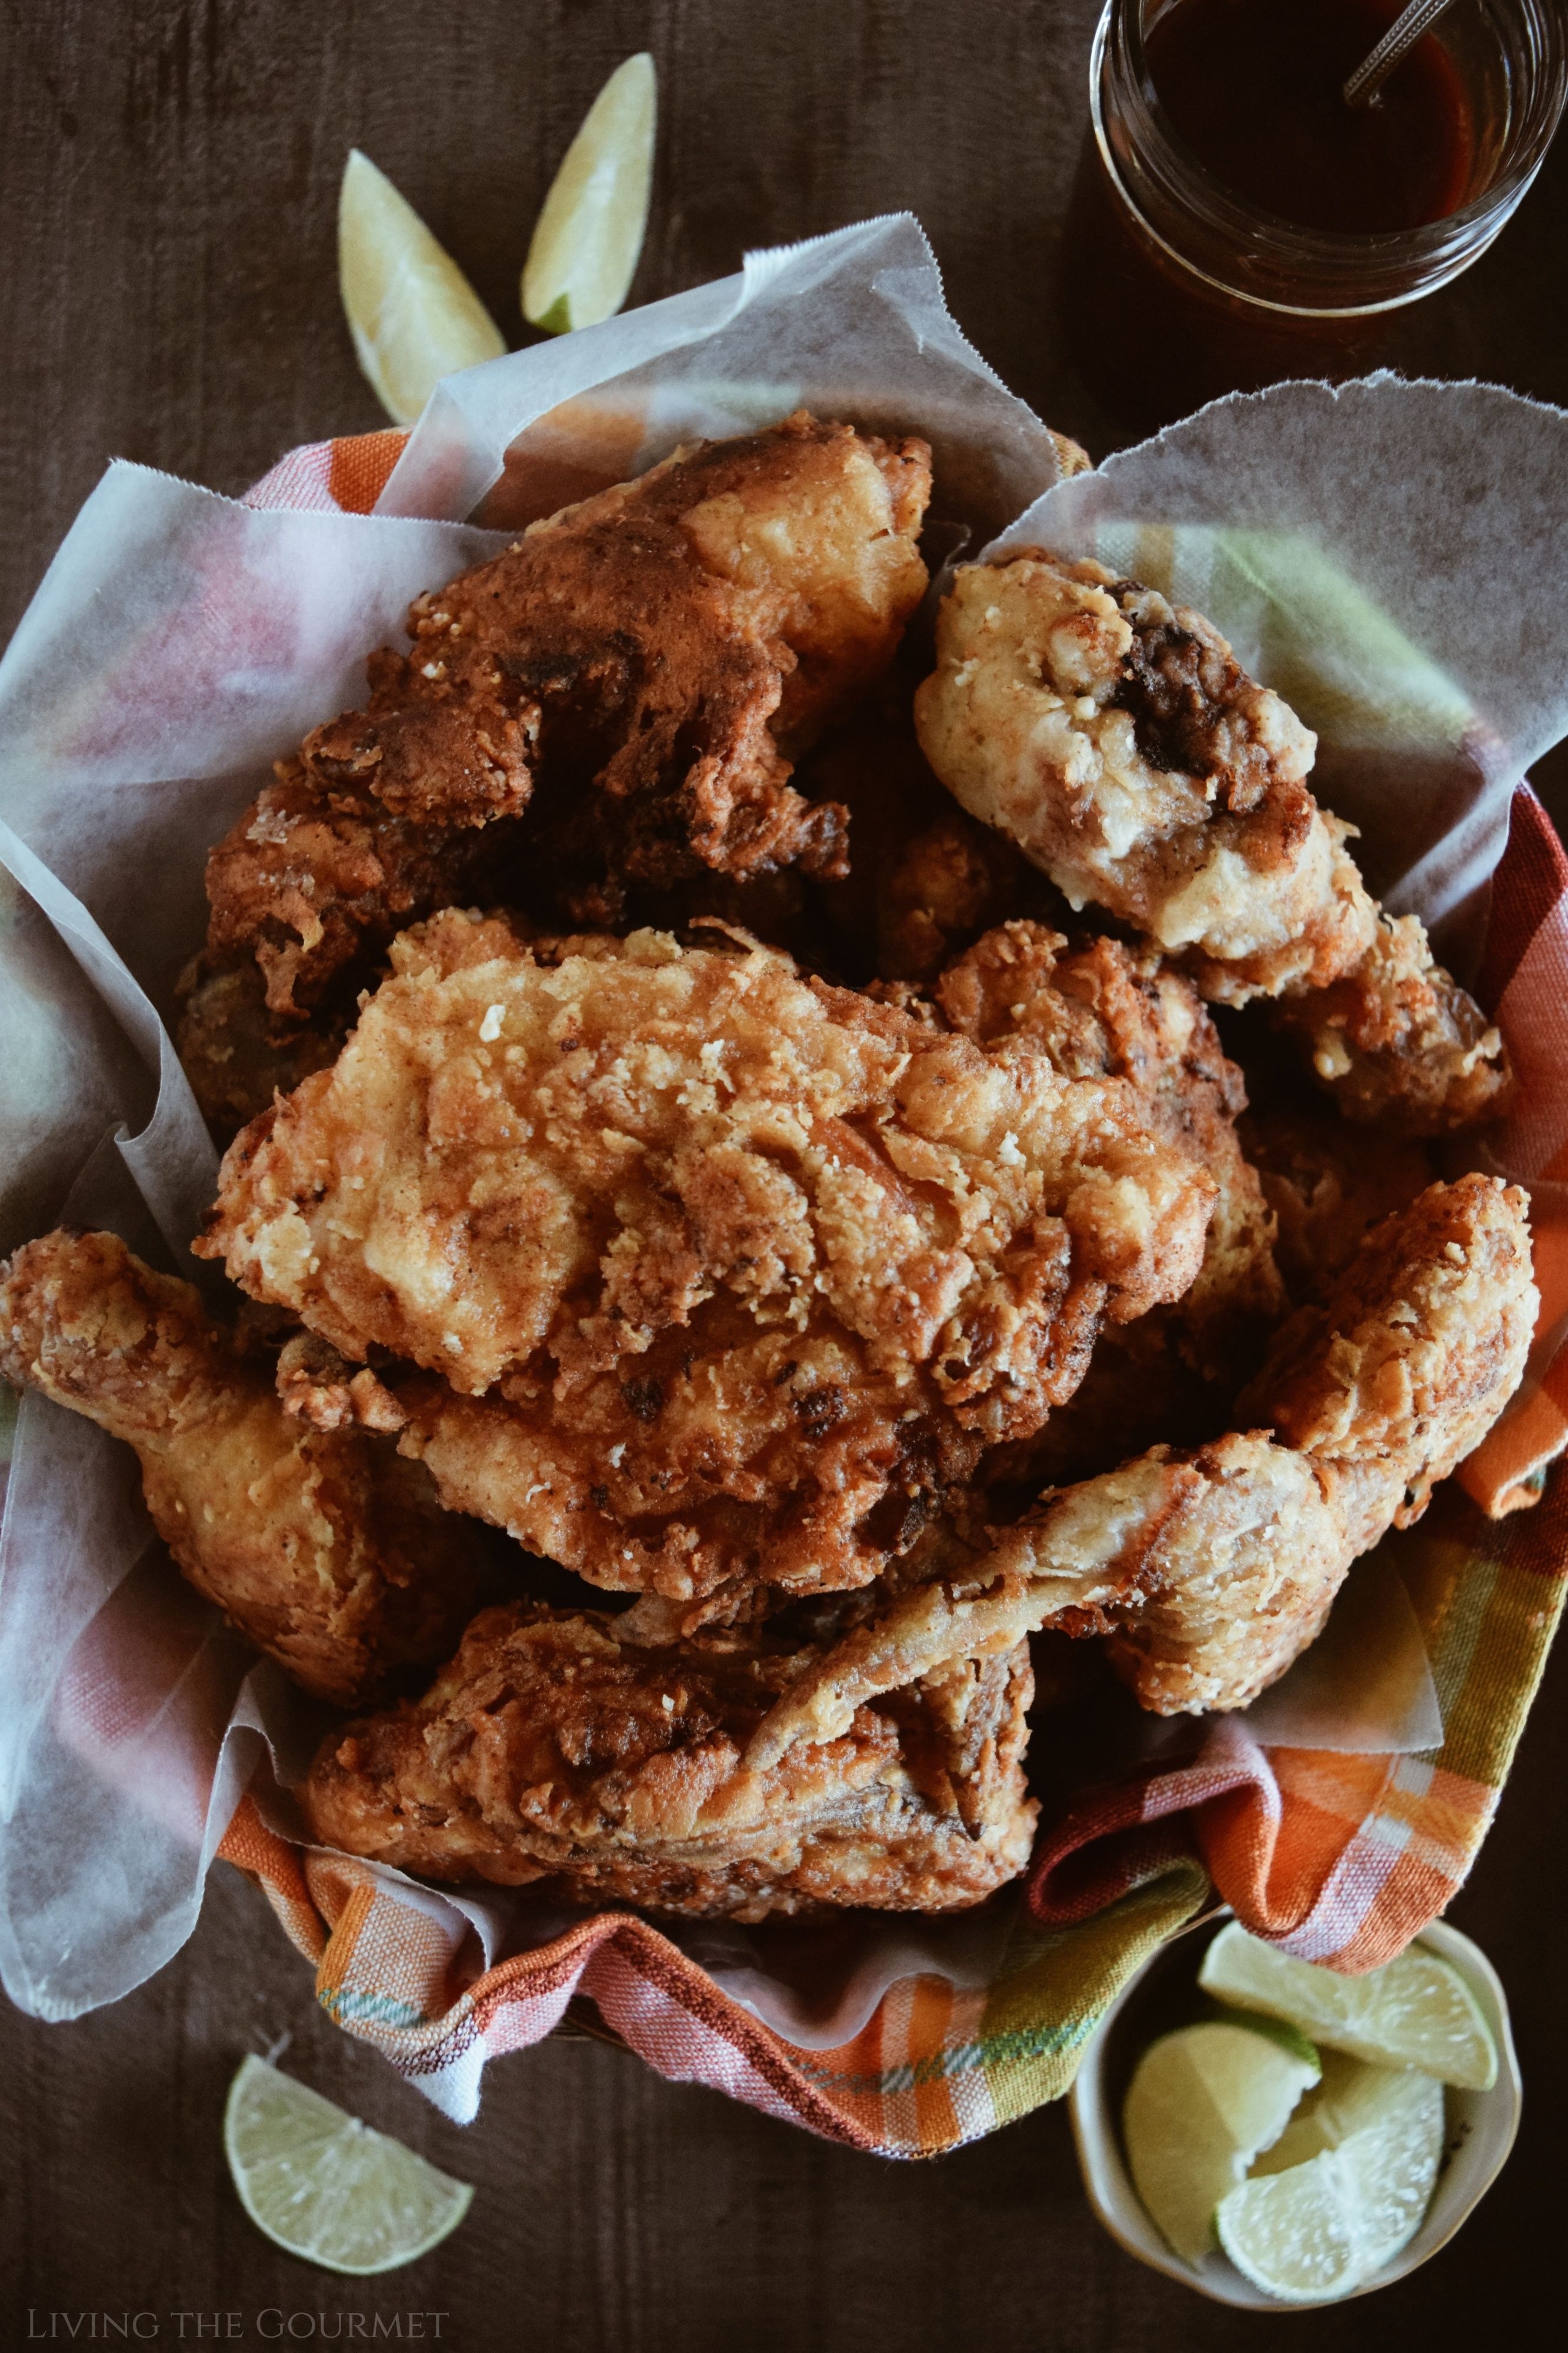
left=1095, top=0, right=1568, bottom=313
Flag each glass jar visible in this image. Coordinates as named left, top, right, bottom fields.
left=1071, top=0, right=1567, bottom=422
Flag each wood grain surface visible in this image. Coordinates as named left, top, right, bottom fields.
left=1, top=4, right=1564, bottom=2345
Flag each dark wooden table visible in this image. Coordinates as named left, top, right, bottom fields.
left=2, top=5, right=1564, bottom=2345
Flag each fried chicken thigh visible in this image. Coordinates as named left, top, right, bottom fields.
left=913, top=556, right=1510, bottom=1134
left=0, top=1231, right=486, bottom=1707
left=744, top=1172, right=1534, bottom=1752
left=301, top=1599, right=1036, bottom=1917
left=199, top=911, right=1216, bottom=1612
left=182, top=414, right=931, bottom=1104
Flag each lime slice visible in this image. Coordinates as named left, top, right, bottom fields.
left=339, top=148, right=506, bottom=425
left=1123, top=2021, right=1320, bottom=2265
left=1200, top=1922, right=1497, bottom=2090
left=1335, top=2069, right=1445, bottom=2271
left=522, top=54, right=656, bottom=334
left=1220, top=2054, right=1445, bottom=2298
left=1217, top=2152, right=1362, bottom=2302
left=224, top=2055, right=473, bottom=2275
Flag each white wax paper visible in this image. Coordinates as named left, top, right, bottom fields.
left=1, top=216, right=1563, bottom=2044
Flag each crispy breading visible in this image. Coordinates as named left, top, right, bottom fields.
left=938, top=921, right=1283, bottom=1378
left=913, top=555, right=1510, bottom=1133
left=301, top=1599, right=1036, bottom=1917
left=743, top=1173, right=1534, bottom=1749
left=197, top=764, right=532, bottom=1029
left=199, top=914, right=1216, bottom=1608
left=1269, top=910, right=1510, bottom=1134
left=915, top=555, right=1339, bottom=988
left=0, top=1231, right=487, bottom=1707
left=191, top=414, right=930, bottom=1046
left=1107, top=1170, right=1537, bottom=1709
left=1235, top=1173, right=1537, bottom=1537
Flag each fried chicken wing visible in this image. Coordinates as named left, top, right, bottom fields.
left=198, top=912, right=1216, bottom=1610
left=744, top=1172, right=1534, bottom=1750
left=0, top=1231, right=487, bottom=1707
left=913, top=555, right=1510, bottom=1134
left=188, top=415, right=930, bottom=1054
left=301, top=1599, right=1036, bottom=1918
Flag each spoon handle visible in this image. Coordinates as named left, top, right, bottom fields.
left=1344, top=0, right=1459, bottom=108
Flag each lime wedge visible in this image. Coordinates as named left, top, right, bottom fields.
left=339, top=148, right=506, bottom=425
left=1251, top=2051, right=1444, bottom=2271
left=1220, top=2054, right=1444, bottom=2298
left=224, top=2055, right=473, bottom=2275
left=1123, top=2021, right=1320, bottom=2265
left=1217, top=2153, right=1362, bottom=2302
left=1200, top=1922, right=1497, bottom=2090
left=522, top=53, right=656, bottom=333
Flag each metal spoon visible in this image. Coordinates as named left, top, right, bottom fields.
left=1343, top=0, right=1459, bottom=107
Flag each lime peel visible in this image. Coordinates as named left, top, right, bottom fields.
left=224, top=2054, right=473, bottom=2275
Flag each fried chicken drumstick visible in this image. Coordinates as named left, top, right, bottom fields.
left=301, top=1599, right=1036, bottom=1918
left=744, top=1172, right=1534, bottom=1754
left=198, top=911, right=1217, bottom=1615
left=0, top=1231, right=488, bottom=1707
left=914, top=556, right=1510, bottom=1135
left=179, top=414, right=932, bottom=1127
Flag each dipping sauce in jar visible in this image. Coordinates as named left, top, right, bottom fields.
left=1063, top=0, right=1567, bottom=432
left=1145, top=0, right=1474, bottom=235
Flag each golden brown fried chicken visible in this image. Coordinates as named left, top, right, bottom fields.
left=1267, top=912, right=1510, bottom=1135
left=938, top=921, right=1283, bottom=1378
left=913, top=555, right=1510, bottom=1134
left=939, top=922, right=1285, bottom=1497
left=190, top=415, right=930, bottom=1044
left=301, top=1598, right=1036, bottom=1917
left=0, top=1231, right=487, bottom=1707
left=743, top=1172, right=1534, bottom=1749
left=199, top=912, right=1217, bottom=1612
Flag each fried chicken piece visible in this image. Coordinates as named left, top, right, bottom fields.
left=1267, top=911, right=1510, bottom=1134
left=938, top=921, right=1283, bottom=1378
left=199, top=912, right=1216, bottom=1609
left=913, top=555, right=1510, bottom=1133
left=959, top=923, right=1293, bottom=1494
left=194, top=415, right=930, bottom=1041
left=799, top=704, right=1062, bottom=985
left=175, top=956, right=352, bottom=1141
left=0, top=1231, right=488, bottom=1707
left=744, top=1173, right=1534, bottom=1749
left=301, top=1599, right=1036, bottom=1918
left=1239, top=1096, right=1435, bottom=1305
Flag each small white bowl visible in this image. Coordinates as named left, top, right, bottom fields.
left=1068, top=1914, right=1522, bottom=2311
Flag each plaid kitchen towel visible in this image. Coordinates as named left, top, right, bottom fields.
left=212, top=427, right=1568, bottom=2152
